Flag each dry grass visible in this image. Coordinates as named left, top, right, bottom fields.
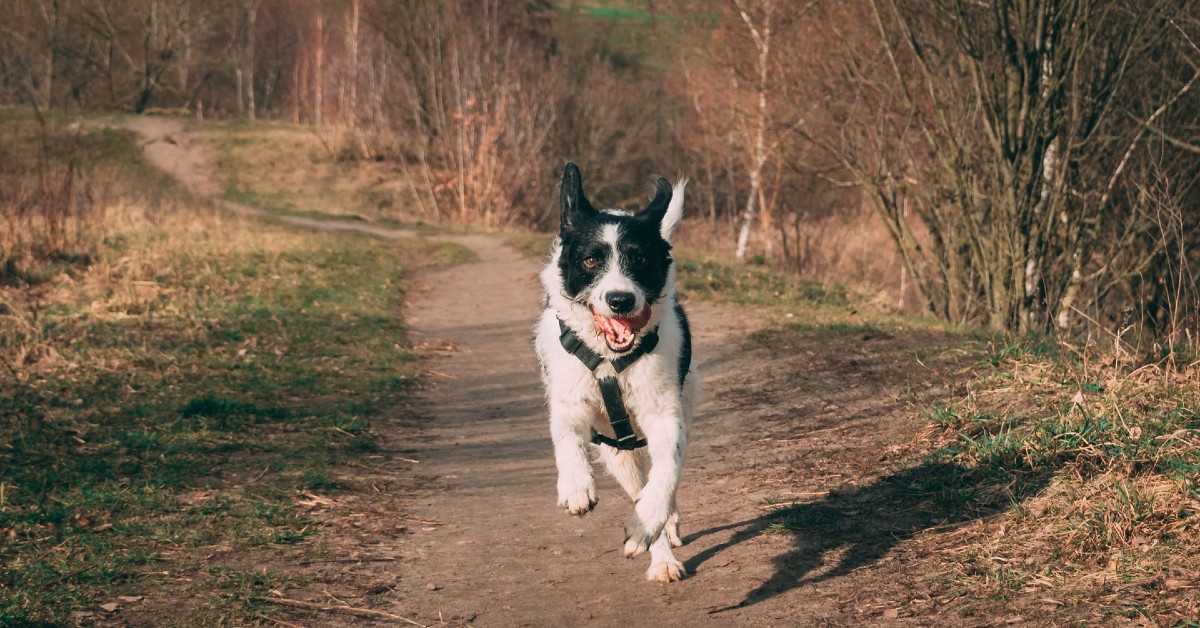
left=2, top=184, right=304, bottom=379
left=923, top=342, right=1200, bottom=622
left=0, top=115, right=472, bottom=623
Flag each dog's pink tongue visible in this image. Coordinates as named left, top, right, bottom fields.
left=593, top=307, right=652, bottom=350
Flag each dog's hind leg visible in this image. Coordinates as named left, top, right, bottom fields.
left=665, top=498, right=683, bottom=547
left=599, top=446, right=685, bottom=548
left=597, top=446, right=647, bottom=501
left=665, top=373, right=700, bottom=549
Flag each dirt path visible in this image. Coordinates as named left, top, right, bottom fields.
left=127, top=116, right=980, bottom=626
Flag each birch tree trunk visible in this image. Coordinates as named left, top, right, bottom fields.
left=733, top=0, right=773, bottom=261
left=235, top=66, right=244, bottom=117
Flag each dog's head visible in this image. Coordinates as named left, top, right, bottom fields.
left=554, top=162, right=686, bottom=352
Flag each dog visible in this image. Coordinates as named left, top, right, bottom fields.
left=534, top=162, right=700, bottom=582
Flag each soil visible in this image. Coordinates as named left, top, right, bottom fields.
left=121, top=117, right=999, bottom=626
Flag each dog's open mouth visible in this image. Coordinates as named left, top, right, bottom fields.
left=592, top=306, right=653, bottom=352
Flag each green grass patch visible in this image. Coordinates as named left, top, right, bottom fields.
left=763, top=506, right=834, bottom=533
left=1, top=233, right=414, bottom=622
left=506, top=232, right=557, bottom=261
left=585, top=4, right=653, bottom=21
left=395, top=238, right=478, bottom=269
left=676, top=255, right=845, bottom=307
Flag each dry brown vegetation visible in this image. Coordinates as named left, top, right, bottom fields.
left=0, top=115, right=475, bottom=622
left=0, top=115, right=95, bottom=286
left=919, top=344, right=1200, bottom=622
left=4, top=1, right=1196, bottom=345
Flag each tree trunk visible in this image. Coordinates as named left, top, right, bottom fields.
left=292, top=56, right=301, bottom=123
left=246, top=0, right=258, bottom=120
left=235, top=66, right=244, bottom=117
left=735, top=168, right=761, bottom=259
left=346, top=0, right=361, bottom=122
left=313, top=12, right=324, bottom=125
left=733, top=0, right=773, bottom=261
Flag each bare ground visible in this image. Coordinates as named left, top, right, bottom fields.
left=120, top=117, right=1013, bottom=626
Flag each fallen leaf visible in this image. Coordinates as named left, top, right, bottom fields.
left=118, top=596, right=143, bottom=603
left=882, top=608, right=899, bottom=620
left=100, top=602, right=119, bottom=612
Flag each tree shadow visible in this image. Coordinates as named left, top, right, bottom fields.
left=685, top=459, right=1056, bottom=611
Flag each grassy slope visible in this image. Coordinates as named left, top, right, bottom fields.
left=197, top=120, right=428, bottom=228
left=0, top=116, right=465, bottom=623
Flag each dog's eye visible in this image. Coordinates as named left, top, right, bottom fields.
left=632, top=255, right=648, bottom=266
left=582, top=257, right=599, bottom=269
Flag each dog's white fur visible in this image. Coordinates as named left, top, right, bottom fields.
left=534, top=180, right=700, bottom=582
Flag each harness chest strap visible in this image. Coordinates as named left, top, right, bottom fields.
left=557, top=319, right=658, bottom=450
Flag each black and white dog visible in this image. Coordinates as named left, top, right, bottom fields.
left=534, top=163, right=699, bottom=582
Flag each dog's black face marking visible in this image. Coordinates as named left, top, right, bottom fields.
left=561, top=234, right=611, bottom=299
left=613, top=220, right=671, bottom=306
left=557, top=163, right=674, bottom=307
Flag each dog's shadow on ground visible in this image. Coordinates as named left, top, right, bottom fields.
left=685, top=460, right=1055, bottom=611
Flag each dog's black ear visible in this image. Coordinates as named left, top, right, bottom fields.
left=635, top=175, right=673, bottom=228
left=560, top=162, right=596, bottom=234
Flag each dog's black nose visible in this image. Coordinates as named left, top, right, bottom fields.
left=606, top=291, right=637, bottom=315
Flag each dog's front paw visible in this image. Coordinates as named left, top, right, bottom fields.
left=623, top=513, right=659, bottom=557
left=558, top=486, right=597, bottom=516
left=646, top=559, right=687, bottom=583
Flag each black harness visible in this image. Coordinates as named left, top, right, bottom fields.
left=557, top=303, right=691, bottom=451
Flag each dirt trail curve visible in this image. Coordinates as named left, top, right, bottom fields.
left=127, top=116, right=967, bottom=627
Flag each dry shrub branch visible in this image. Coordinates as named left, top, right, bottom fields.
left=0, top=116, right=96, bottom=277
left=798, top=0, right=1200, bottom=344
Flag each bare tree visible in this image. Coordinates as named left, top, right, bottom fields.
left=801, top=0, right=1200, bottom=334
